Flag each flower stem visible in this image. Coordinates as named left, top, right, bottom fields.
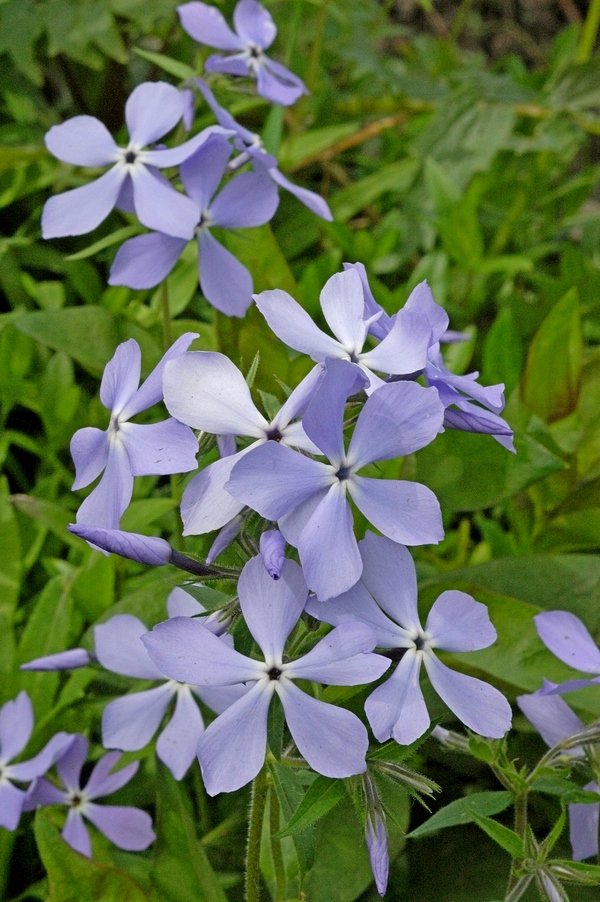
left=245, top=765, right=269, bottom=902
left=269, top=786, right=287, bottom=901
left=577, top=0, right=600, bottom=62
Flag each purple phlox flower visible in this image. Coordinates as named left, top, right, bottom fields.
left=517, top=689, right=600, bottom=861
left=179, top=1, right=308, bottom=106
left=68, top=524, right=173, bottom=566
left=344, top=263, right=514, bottom=449
left=162, top=350, right=323, bottom=536
left=226, top=357, right=445, bottom=600
left=42, top=81, right=231, bottom=240
left=363, top=773, right=389, bottom=897
left=142, top=555, right=390, bottom=794
left=70, top=333, right=199, bottom=534
left=195, top=79, right=332, bottom=220
left=260, top=529, right=286, bottom=579
left=181, top=87, right=196, bottom=131
left=254, top=269, right=432, bottom=395
left=0, top=692, right=74, bottom=830
left=307, top=531, right=512, bottom=743
left=21, top=648, right=94, bottom=672
left=109, top=133, right=279, bottom=317
left=206, top=513, right=244, bottom=563
left=535, top=611, right=600, bottom=696
left=24, top=735, right=154, bottom=857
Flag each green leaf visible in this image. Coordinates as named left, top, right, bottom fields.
left=34, top=810, right=149, bottom=902
left=151, top=765, right=227, bottom=902
left=549, top=860, right=600, bottom=884
left=276, top=775, right=346, bottom=838
left=408, top=791, right=513, bottom=839
left=15, top=307, right=119, bottom=376
left=10, top=495, right=80, bottom=549
left=120, top=499, right=178, bottom=533
left=0, top=477, right=22, bottom=617
left=331, top=160, right=419, bottom=223
left=64, top=226, right=142, bottom=262
left=482, top=307, right=523, bottom=396
left=132, top=46, right=196, bottom=80
left=279, top=123, right=361, bottom=169
left=531, top=776, right=600, bottom=804
left=269, top=761, right=316, bottom=877
left=522, top=288, right=583, bottom=423
left=468, top=811, right=524, bottom=859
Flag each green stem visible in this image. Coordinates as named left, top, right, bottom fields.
left=0, top=831, right=15, bottom=901
left=161, top=279, right=173, bottom=351
left=269, top=786, right=287, bottom=902
left=577, top=0, right=600, bottom=62
left=245, top=765, right=269, bottom=902
left=193, top=763, right=212, bottom=834
left=506, top=792, right=528, bottom=894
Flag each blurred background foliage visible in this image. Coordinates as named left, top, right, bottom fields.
left=2, top=0, right=600, bottom=899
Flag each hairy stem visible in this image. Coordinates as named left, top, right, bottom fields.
left=245, top=765, right=269, bottom=902
left=269, top=786, right=287, bottom=901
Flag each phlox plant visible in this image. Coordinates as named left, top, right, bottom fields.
left=4, top=2, right=600, bottom=902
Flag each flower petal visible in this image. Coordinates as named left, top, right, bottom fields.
left=257, top=58, right=307, bottom=106
left=85, top=753, right=138, bottom=800
left=238, top=556, right=307, bottom=659
left=205, top=53, right=250, bottom=76
left=254, top=289, right=343, bottom=361
left=131, top=166, right=199, bottom=240
left=167, top=587, right=204, bottom=618
left=277, top=487, right=329, bottom=546
left=535, top=611, right=600, bottom=674
left=349, top=476, right=443, bottom=546
left=319, top=270, right=367, bottom=352
left=426, top=591, right=497, bottom=652
left=360, top=308, right=431, bottom=376
left=120, top=419, right=198, bottom=476
left=305, top=581, right=411, bottom=649
left=84, top=803, right=155, bottom=851
left=0, top=691, right=33, bottom=764
left=210, top=169, right=279, bottom=229
left=302, top=357, right=367, bottom=465
left=57, top=734, right=88, bottom=792
left=95, top=614, right=164, bottom=679
left=45, top=116, right=118, bottom=166
left=21, top=648, right=93, bottom=672
left=180, top=134, right=232, bottom=210
left=125, top=82, right=183, bottom=147
left=348, top=382, right=444, bottom=469
left=365, top=649, right=429, bottom=744
left=0, top=782, right=26, bottom=830
left=569, top=783, right=599, bottom=861
left=109, top=232, right=186, bottom=291
left=285, top=622, right=389, bottom=685
left=70, top=427, right=109, bottom=491
left=63, top=809, right=91, bottom=857
left=424, top=653, right=512, bottom=738
left=357, top=532, right=420, bottom=632
left=122, top=331, right=199, bottom=420
left=274, top=364, right=324, bottom=429
left=181, top=450, right=249, bottom=536
left=298, top=483, right=362, bottom=601
left=178, top=1, right=244, bottom=50
left=404, top=280, right=449, bottom=344
left=156, top=686, right=204, bottom=780
left=516, top=691, right=585, bottom=750
left=42, top=166, right=126, bottom=238
left=278, top=681, right=368, bottom=777
left=198, top=230, right=254, bottom=316
left=68, top=525, right=172, bottom=566
left=233, top=0, right=276, bottom=47
left=99, top=338, right=141, bottom=415
left=367, top=812, right=389, bottom=897
left=197, top=680, right=272, bottom=795
left=75, top=440, right=133, bottom=532
left=23, top=777, right=68, bottom=811
left=102, top=686, right=174, bottom=752
left=8, top=731, right=75, bottom=782
left=259, top=529, right=286, bottom=579
left=268, top=167, right=332, bottom=220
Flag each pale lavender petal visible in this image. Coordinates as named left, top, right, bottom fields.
left=367, top=812, right=389, bottom=897
left=142, top=125, right=234, bottom=168
left=254, top=289, right=343, bottom=361
left=122, top=331, right=199, bottom=420
left=109, top=232, right=186, bottom=290
left=195, top=79, right=255, bottom=142
left=21, top=649, right=93, bottom=671
left=238, top=556, right=307, bottom=658
left=8, top=731, right=75, bottom=782
left=298, top=483, right=361, bottom=601
left=198, top=230, right=254, bottom=316
left=540, top=676, right=600, bottom=695
left=426, top=591, right=497, bottom=652
left=274, top=364, right=324, bottom=429
left=197, top=681, right=272, bottom=795
left=365, top=650, right=429, bottom=744
left=63, top=809, right=91, bottom=857
left=259, top=530, right=286, bottom=579
left=516, top=692, right=585, bottom=749
left=305, top=581, right=411, bottom=649
left=0, top=691, right=33, bottom=764
left=85, top=752, right=138, bottom=800
left=349, top=476, right=444, bottom=545
left=343, top=262, right=392, bottom=339
left=443, top=404, right=515, bottom=449
left=348, top=382, right=444, bottom=469
left=23, top=777, right=68, bottom=811
left=179, top=135, right=232, bottom=210
left=143, top=616, right=261, bottom=685
left=75, top=440, right=133, bottom=531
left=285, top=623, right=389, bottom=685
left=302, top=357, right=367, bottom=465
left=268, top=167, right=333, bottom=220
left=535, top=611, right=600, bottom=674
left=210, top=169, right=279, bottom=229
left=205, top=53, right=251, bottom=77
left=163, top=352, right=268, bottom=436
left=57, top=734, right=88, bottom=792
left=181, top=88, right=195, bottom=131
left=361, top=308, right=431, bottom=377
left=218, top=434, right=237, bottom=458
left=319, top=270, right=366, bottom=352
left=424, top=653, right=512, bottom=738
left=95, top=614, right=164, bottom=679
left=226, top=441, right=334, bottom=520
left=569, top=783, right=599, bottom=861
left=178, top=1, right=244, bottom=50
left=404, top=281, right=449, bottom=343
left=181, top=448, right=251, bottom=536
left=120, top=419, right=199, bottom=476
left=102, top=686, right=174, bottom=752
left=358, top=532, right=420, bottom=632
left=68, top=525, right=172, bottom=566
left=131, top=166, right=199, bottom=240
left=0, top=782, right=25, bottom=830
left=278, top=420, right=321, bottom=454
left=278, top=681, right=368, bottom=777
left=257, top=58, right=307, bottom=106
left=84, top=803, right=155, bottom=850
left=99, top=338, right=141, bottom=415
left=42, top=165, right=126, bottom=238
left=206, top=514, right=244, bottom=562
left=45, top=116, right=117, bottom=166
left=234, top=0, right=276, bottom=47
left=167, top=587, right=204, bottom=618
left=156, top=686, right=204, bottom=780
left=125, top=82, right=183, bottom=147
left=70, top=427, right=108, bottom=491
left=194, top=682, right=248, bottom=713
